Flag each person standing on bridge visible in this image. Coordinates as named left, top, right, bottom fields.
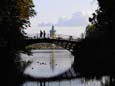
left=43, top=30, right=46, bottom=38
left=40, top=30, right=43, bottom=38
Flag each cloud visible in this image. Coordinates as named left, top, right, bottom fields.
left=38, top=23, right=52, bottom=27
left=56, top=12, right=88, bottom=26
left=38, top=12, right=88, bottom=27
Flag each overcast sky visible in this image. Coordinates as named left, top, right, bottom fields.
left=26, top=0, right=98, bottom=35
left=29, top=0, right=98, bottom=27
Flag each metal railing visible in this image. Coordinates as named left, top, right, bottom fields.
left=26, top=33, right=80, bottom=41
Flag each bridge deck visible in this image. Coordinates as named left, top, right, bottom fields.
left=26, top=33, right=81, bottom=42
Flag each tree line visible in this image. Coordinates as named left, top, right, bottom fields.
left=73, top=0, right=115, bottom=85
left=0, top=0, right=36, bottom=86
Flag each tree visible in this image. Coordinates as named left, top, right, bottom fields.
left=85, top=24, right=96, bottom=39
left=0, top=0, right=36, bottom=85
left=73, top=0, right=115, bottom=83
left=85, top=0, right=115, bottom=41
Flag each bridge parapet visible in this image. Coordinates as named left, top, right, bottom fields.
left=26, top=33, right=80, bottom=41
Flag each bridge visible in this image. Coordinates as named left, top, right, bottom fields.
left=19, top=33, right=83, bottom=84
left=18, top=33, right=114, bottom=86
left=20, top=33, right=82, bottom=54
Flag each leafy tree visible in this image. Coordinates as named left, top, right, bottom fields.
left=85, top=24, right=96, bottom=39
left=0, top=0, right=36, bottom=85
left=85, top=0, right=115, bottom=41
left=73, top=1, right=115, bottom=84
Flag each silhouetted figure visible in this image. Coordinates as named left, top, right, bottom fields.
left=40, top=81, right=42, bottom=86
left=44, top=63, right=47, bottom=65
left=40, top=30, right=43, bottom=38
left=69, top=36, right=73, bottom=41
left=43, top=30, right=46, bottom=38
left=37, top=33, right=39, bottom=39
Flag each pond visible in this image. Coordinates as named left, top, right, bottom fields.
left=20, top=49, right=74, bottom=78
left=20, top=49, right=108, bottom=86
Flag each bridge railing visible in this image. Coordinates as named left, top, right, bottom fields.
left=26, top=33, right=51, bottom=39
left=56, top=34, right=80, bottom=41
left=26, top=33, right=80, bottom=41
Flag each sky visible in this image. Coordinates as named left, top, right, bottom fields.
left=25, top=0, right=98, bottom=35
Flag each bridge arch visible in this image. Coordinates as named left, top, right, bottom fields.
left=21, top=38, right=78, bottom=54
left=19, top=38, right=80, bottom=80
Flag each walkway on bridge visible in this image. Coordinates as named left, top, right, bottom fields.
left=26, top=33, right=81, bottom=42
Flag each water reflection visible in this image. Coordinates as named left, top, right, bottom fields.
left=20, top=49, right=110, bottom=86
left=23, top=78, right=102, bottom=86
left=20, top=49, right=74, bottom=78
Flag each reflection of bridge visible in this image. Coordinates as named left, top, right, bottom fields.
left=23, top=67, right=80, bottom=81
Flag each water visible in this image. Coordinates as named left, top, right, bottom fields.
left=23, top=79, right=102, bottom=86
left=20, top=49, right=103, bottom=86
left=20, top=49, right=74, bottom=78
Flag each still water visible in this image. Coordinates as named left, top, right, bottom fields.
left=20, top=49, right=74, bottom=78
left=23, top=79, right=101, bottom=86
left=20, top=49, right=102, bottom=86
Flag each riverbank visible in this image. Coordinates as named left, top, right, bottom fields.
left=26, top=43, right=64, bottom=50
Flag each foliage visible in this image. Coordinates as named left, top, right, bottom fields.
left=73, top=1, right=115, bottom=84
left=85, top=0, right=115, bottom=41
left=0, top=0, right=36, bottom=49
left=0, top=0, right=36, bottom=85
left=85, top=24, right=96, bottom=39
left=17, top=0, right=36, bottom=19
left=0, top=0, right=36, bottom=53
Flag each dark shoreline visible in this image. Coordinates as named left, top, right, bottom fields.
left=31, top=48, right=65, bottom=50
